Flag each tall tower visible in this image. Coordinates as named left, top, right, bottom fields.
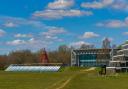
left=102, top=38, right=111, bottom=49
left=40, top=48, right=49, bottom=63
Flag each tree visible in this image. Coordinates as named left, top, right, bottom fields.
left=58, top=45, right=71, bottom=64
left=0, top=55, right=8, bottom=69
left=8, top=50, right=38, bottom=64
left=58, top=45, right=69, bottom=52
left=48, top=51, right=62, bottom=63
left=48, top=45, right=71, bottom=65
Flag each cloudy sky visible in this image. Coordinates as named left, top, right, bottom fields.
left=0, top=0, right=128, bottom=54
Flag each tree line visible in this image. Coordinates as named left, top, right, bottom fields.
left=0, top=45, right=73, bottom=69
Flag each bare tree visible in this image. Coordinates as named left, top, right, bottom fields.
left=8, top=50, right=38, bottom=64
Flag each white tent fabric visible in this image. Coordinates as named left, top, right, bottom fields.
left=5, top=65, right=61, bottom=72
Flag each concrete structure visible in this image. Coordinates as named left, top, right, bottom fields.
left=107, top=42, right=128, bottom=72
left=71, top=49, right=118, bottom=67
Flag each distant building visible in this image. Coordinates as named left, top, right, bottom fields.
left=80, top=44, right=95, bottom=49
left=71, top=49, right=118, bottom=67
left=102, top=38, right=111, bottom=49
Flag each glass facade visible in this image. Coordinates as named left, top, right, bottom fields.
left=79, top=54, right=97, bottom=67
left=71, top=49, right=114, bottom=67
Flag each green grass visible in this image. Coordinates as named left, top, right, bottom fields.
left=0, top=67, right=128, bottom=89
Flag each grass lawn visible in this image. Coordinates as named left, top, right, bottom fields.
left=0, top=67, right=128, bottom=89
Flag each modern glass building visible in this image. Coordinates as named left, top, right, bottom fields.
left=71, top=49, right=118, bottom=67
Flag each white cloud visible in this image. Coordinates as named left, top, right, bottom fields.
left=7, top=26, right=67, bottom=46
left=45, top=35, right=58, bottom=40
left=0, top=29, right=6, bottom=37
left=0, top=16, right=46, bottom=29
left=81, top=1, right=103, bottom=9
left=96, top=17, right=128, bottom=28
left=6, top=38, right=37, bottom=46
left=123, top=32, right=128, bottom=35
left=81, top=0, right=114, bottom=9
left=33, top=0, right=93, bottom=19
left=42, top=27, right=66, bottom=36
left=47, top=0, right=74, bottom=9
left=57, top=38, right=64, bottom=42
left=6, top=38, right=54, bottom=52
left=70, top=41, right=90, bottom=47
left=33, top=9, right=93, bottom=19
left=14, top=34, right=33, bottom=38
left=7, top=39, right=26, bottom=45
left=28, top=38, right=36, bottom=44
left=1, top=15, right=68, bottom=49
left=81, top=0, right=128, bottom=11
left=40, top=27, right=66, bottom=42
left=111, top=0, right=128, bottom=10
left=0, top=16, right=66, bottom=42
left=4, top=22, right=17, bottom=28
left=0, top=16, right=69, bottom=51
left=81, top=32, right=99, bottom=39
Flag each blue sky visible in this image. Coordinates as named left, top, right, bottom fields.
left=0, top=0, right=128, bottom=54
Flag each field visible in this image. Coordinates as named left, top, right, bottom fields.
left=0, top=67, right=128, bottom=89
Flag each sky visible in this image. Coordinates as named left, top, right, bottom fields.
left=0, top=0, right=128, bottom=54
